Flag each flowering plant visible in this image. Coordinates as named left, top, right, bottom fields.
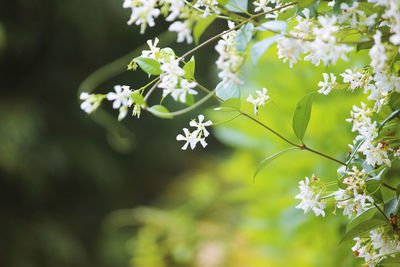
left=79, top=0, right=400, bottom=265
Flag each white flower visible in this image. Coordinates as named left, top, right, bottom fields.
left=176, top=128, right=198, bottom=150
left=369, top=31, right=387, bottom=72
left=107, top=85, right=133, bottom=109
left=276, top=37, right=303, bottom=68
left=194, top=0, right=220, bottom=17
left=340, top=69, right=364, bottom=90
left=123, top=0, right=161, bottom=34
left=160, top=60, right=185, bottom=77
left=318, top=73, right=337, bottom=95
left=246, top=88, right=270, bottom=114
left=169, top=21, right=193, bottom=44
left=165, top=0, right=185, bottom=21
left=170, top=79, right=198, bottom=103
left=80, top=92, right=100, bottom=114
left=190, top=114, right=212, bottom=137
left=361, top=142, right=391, bottom=167
left=141, top=37, right=160, bottom=59
left=295, top=176, right=326, bottom=217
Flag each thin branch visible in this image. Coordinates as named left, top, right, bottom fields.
left=382, top=182, right=396, bottom=191
left=374, top=203, right=390, bottom=223
left=302, top=145, right=347, bottom=166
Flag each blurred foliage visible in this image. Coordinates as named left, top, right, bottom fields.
left=0, top=1, right=386, bottom=267
left=104, top=46, right=372, bottom=266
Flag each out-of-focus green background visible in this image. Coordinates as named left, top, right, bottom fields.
left=0, top=1, right=370, bottom=266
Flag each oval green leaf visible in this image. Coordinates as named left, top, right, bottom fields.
left=253, top=147, right=298, bottom=183
left=194, top=16, right=216, bottom=44
left=216, top=80, right=240, bottom=101
left=339, top=219, right=387, bottom=244
left=134, top=57, right=163, bottom=75
left=183, top=56, right=195, bottom=80
left=292, top=92, right=314, bottom=141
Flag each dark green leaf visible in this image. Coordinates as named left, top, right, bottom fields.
left=216, top=80, right=240, bottom=101
left=390, top=92, right=400, bottom=110
left=253, top=147, right=298, bottom=183
left=378, top=108, right=400, bottom=131
left=183, top=56, right=195, bottom=80
left=366, top=168, right=386, bottom=182
left=148, top=105, right=173, bottom=119
left=346, top=207, right=377, bottom=231
left=134, top=57, right=163, bottom=75
left=194, top=16, right=216, bottom=44
left=346, top=138, right=364, bottom=166
left=292, top=92, right=314, bottom=141
left=384, top=197, right=399, bottom=218
left=235, top=23, right=254, bottom=52
left=339, top=219, right=387, bottom=244
left=251, top=36, right=279, bottom=65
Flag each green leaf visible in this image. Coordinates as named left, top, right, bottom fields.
left=346, top=207, right=377, bottom=231
left=378, top=108, right=400, bottom=131
left=130, top=92, right=147, bottom=106
left=255, top=21, right=287, bottom=32
left=346, top=138, right=365, bottom=166
left=217, top=0, right=229, bottom=6
left=365, top=168, right=386, bottom=182
left=134, top=57, right=163, bottom=75
left=298, top=0, right=315, bottom=9
left=253, top=147, right=298, bottom=183
left=225, top=0, right=248, bottom=12
left=183, top=56, right=195, bottom=80
left=380, top=253, right=400, bottom=265
left=251, top=35, right=279, bottom=65
left=148, top=105, right=173, bottom=119
left=389, top=92, right=400, bottom=110
left=216, top=80, right=240, bottom=101
left=221, top=98, right=241, bottom=111
left=194, top=16, right=216, bottom=44
left=277, top=6, right=296, bottom=20
left=339, top=219, right=387, bottom=244
left=184, top=94, right=194, bottom=106
left=235, top=23, right=254, bottom=52
left=384, top=197, right=399, bottom=217
left=292, top=92, right=314, bottom=141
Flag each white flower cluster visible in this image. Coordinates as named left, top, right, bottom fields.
left=176, top=115, right=212, bottom=150
left=194, top=0, right=220, bottom=17
left=352, top=227, right=400, bottom=266
left=317, top=73, right=337, bottom=95
left=277, top=9, right=353, bottom=68
left=334, top=166, right=374, bottom=218
left=80, top=93, right=103, bottom=114
left=253, top=0, right=284, bottom=19
left=346, top=103, right=391, bottom=167
left=140, top=39, right=198, bottom=103
left=337, top=2, right=377, bottom=29
left=123, top=0, right=194, bottom=44
left=123, top=0, right=161, bottom=33
left=295, top=176, right=326, bottom=217
left=374, top=0, right=400, bottom=52
left=215, top=21, right=244, bottom=85
left=246, top=88, right=270, bottom=114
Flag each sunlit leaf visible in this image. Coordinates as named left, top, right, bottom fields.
left=251, top=35, right=279, bottom=65
left=255, top=21, right=287, bottom=32
left=225, top=0, right=248, bottom=12
left=130, top=92, right=147, bottom=106
left=183, top=56, right=195, bottom=80
left=292, top=92, right=314, bottom=141
left=235, top=23, right=254, bottom=51
left=253, top=147, right=298, bottom=183
left=135, top=57, right=163, bottom=75
left=216, top=80, right=240, bottom=101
